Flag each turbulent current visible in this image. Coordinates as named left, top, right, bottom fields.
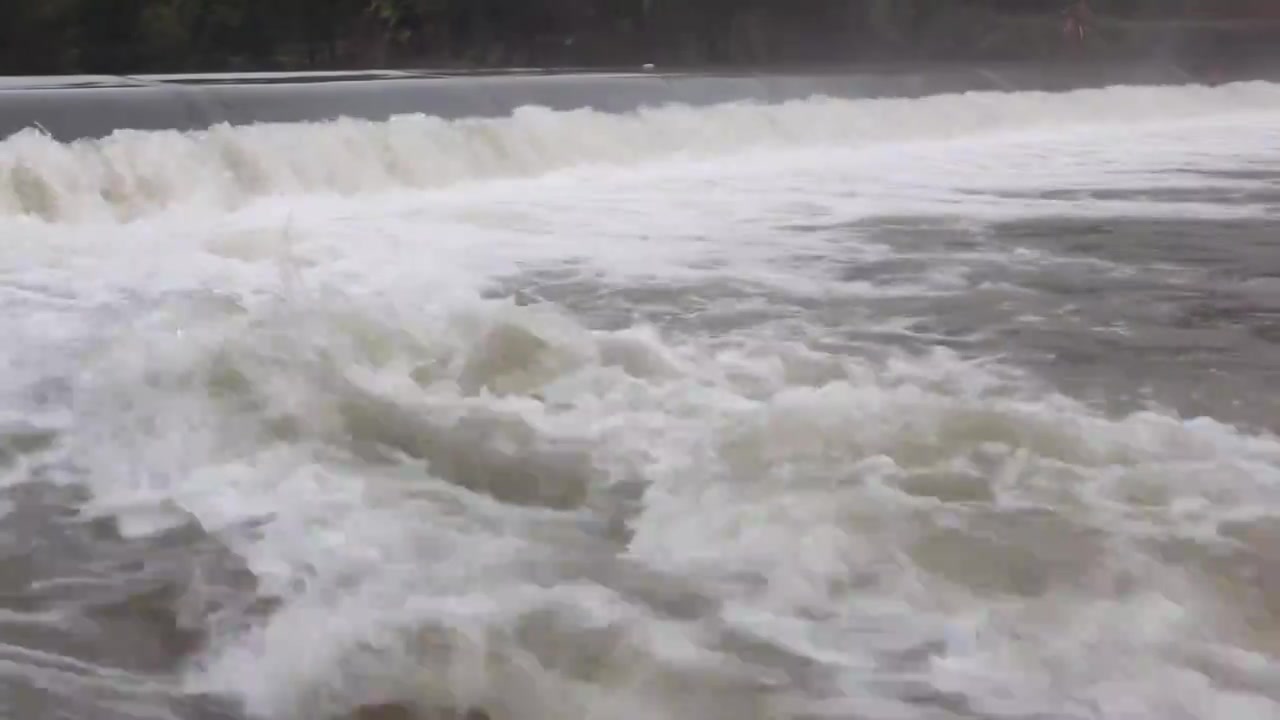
left=3, top=82, right=1280, bottom=720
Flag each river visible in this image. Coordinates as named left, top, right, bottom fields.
left=2, top=81, right=1280, bottom=720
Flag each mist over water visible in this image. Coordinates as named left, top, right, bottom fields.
left=3, top=82, right=1280, bottom=720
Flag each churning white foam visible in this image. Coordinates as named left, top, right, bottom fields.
left=5, top=80, right=1280, bottom=720
left=55, top=288, right=1280, bottom=720
left=3, top=80, right=1280, bottom=222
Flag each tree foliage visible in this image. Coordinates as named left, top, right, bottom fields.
left=0, top=0, right=1268, bottom=75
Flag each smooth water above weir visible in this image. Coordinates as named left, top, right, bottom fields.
left=0, top=63, right=1256, bottom=142
left=1, top=79, right=1280, bottom=720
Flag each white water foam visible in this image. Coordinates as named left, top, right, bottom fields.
left=3, top=81, right=1280, bottom=222
left=4, top=83, right=1280, bottom=720
left=57, top=288, right=1280, bottom=720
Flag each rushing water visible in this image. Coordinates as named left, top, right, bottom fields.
left=2, top=82, right=1280, bottom=720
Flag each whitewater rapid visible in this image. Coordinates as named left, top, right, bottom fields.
left=3, top=82, right=1280, bottom=720
left=5, top=81, right=1280, bottom=222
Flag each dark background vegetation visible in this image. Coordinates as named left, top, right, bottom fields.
left=2, top=0, right=1278, bottom=76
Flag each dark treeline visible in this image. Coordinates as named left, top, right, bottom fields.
left=2, top=0, right=1278, bottom=76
